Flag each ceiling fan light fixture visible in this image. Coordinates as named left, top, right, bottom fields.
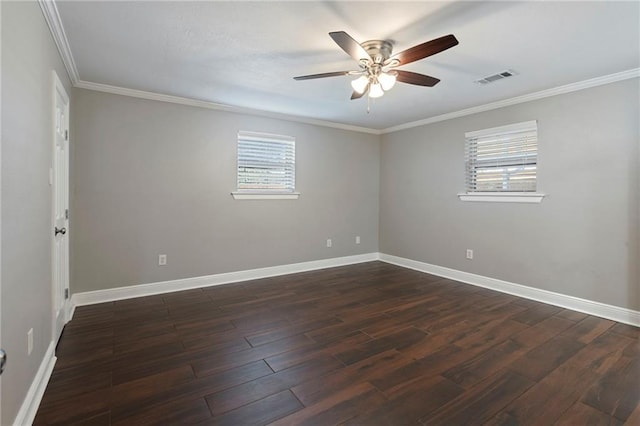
left=294, top=31, right=459, bottom=104
left=378, top=71, right=397, bottom=91
left=369, top=82, right=384, bottom=98
left=351, top=75, right=369, bottom=94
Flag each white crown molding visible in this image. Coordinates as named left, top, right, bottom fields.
left=71, top=252, right=380, bottom=310
left=74, top=80, right=382, bottom=135
left=76, top=68, right=639, bottom=138
left=12, top=342, right=57, bottom=426
left=38, top=0, right=638, bottom=137
left=379, top=253, right=640, bottom=327
left=38, top=0, right=79, bottom=85
left=381, top=68, right=640, bottom=134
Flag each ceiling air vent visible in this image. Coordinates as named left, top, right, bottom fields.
left=474, top=70, right=517, bottom=85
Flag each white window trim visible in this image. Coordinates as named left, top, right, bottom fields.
left=465, top=120, right=537, bottom=139
left=457, top=192, right=545, bottom=203
left=234, top=130, right=298, bottom=200
left=231, top=192, right=300, bottom=200
left=461, top=120, right=543, bottom=202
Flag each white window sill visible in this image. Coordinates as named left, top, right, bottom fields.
left=231, top=192, right=300, bottom=200
left=457, top=192, right=545, bottom=203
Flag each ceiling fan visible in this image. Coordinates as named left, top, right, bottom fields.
left=294, top=31, right=459, bottom=100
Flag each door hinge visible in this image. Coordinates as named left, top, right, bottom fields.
left=65, top=130, right=68, bottom=141
left=64, top=288, right=70, bottom=299
left=65, top=209, right=69, bottom=220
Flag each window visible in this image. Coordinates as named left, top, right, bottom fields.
left=231, top=131, right=299, bottom=200
left=459, top=120, right=544, bottom=203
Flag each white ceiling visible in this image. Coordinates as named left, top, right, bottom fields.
left=55, top=1, right=639, bottom=131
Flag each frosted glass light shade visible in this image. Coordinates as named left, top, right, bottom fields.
left=350, top=75, right=369, bottom=94
left=378, top=72, right=397, bottom=91
left=369, top=83, right=384, bottom=98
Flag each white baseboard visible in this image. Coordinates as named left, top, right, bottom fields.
left=13, top=342, right=57, bottom=426
left=379, top=253, right=640, bottom=327
left=71, top=252, right=380, bottom=310
left=70, top=251, right=639, bottom=327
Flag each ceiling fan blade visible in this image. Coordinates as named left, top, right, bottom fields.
left=396, top=70, right=441, bottom=87
left=293, top=71, right=351, bottom=80
left=350, top=83, right=369, bottom=100
left=389, top=34, right=458, bottom=66
left=329, top=31, right=372, bottom=63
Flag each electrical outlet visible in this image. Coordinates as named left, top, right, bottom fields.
left=28, top=328, right=33, bottom=355
left=326, top=239, right=332, bottom=248
left=355, top=236, right=361, bottom=244
left=158, top=254, right=167, bottom=266
left=466, top=249, right=474, bottom=260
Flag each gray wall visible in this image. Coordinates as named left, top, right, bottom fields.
left=72, top=79, right=640, bottom=312
left=1, top=2, right=72, bottom=424
left=380, top=78, right=640, bottom=311
left=71, top=89, right=380, bottom=292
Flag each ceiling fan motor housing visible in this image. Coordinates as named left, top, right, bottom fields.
left=361, top=40, right=393, bottom=64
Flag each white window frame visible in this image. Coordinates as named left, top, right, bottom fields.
left=458, top=120, right=544, bottom=203
left=231, top=131, right=300, bottom=200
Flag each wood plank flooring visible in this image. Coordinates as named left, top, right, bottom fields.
left=34, top=262, right=640, bottom=425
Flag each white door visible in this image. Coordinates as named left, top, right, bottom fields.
left=52, top=71, right=70, bottom=344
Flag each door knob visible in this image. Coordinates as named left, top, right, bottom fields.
left=55, top=227, right=67, bottom=236
left=0, top=348, right=6, bottom=375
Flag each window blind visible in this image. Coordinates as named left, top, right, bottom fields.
left=237, top=131, right=295, bottom=192
left=464, top=121, right=538, bottom=192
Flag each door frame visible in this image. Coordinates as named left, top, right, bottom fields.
left=0, top=1, right=4, bottom=420
left=51, top=70, right=70, bottom=344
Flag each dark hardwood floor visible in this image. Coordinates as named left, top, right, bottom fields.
left=34, top=261, right=640, bottom=425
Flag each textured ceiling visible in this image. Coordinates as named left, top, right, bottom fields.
left=55, top=1, right=640, bottom=130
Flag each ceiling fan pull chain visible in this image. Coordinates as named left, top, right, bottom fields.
left=367, top=96, right=371, bottom=114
